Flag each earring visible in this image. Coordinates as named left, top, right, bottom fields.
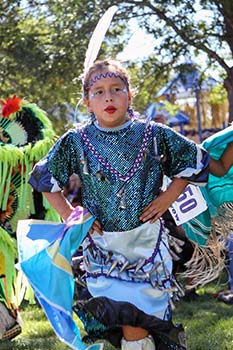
left=127, top=106, right=136, bottom=120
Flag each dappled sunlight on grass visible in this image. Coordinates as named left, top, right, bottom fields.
left=173, top=278, right=233, bottom=350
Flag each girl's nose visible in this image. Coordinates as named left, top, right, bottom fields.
left=105, top=90, right=113, bottom=102
left=105, top=96, right=113, bottom=102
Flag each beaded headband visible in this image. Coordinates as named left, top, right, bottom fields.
left=83, top=72, right=129, bottom=97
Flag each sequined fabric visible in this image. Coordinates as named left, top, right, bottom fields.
left=29, top=119, right=209, bottom=232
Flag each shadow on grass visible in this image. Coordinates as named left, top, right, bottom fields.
left=0, top=337, right=69, bottom=350
left=173, top=290, right=233, bottom=350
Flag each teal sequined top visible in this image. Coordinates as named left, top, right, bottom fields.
left=29, top=119, right=209, bottom=231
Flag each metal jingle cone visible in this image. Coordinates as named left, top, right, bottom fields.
left=95, top=162, right=110, bottom=183
left=83, top=161, right=89, bottom=175
left=149, top=261, right=162, bottom=275
left=116, top=186, right=125, bottom=198
left=153, top=154, right=164, bottom=162
left=75, top=277, right=87, bottom=288
left=172, top=293, right=180, bottom=302
left=80, top=149, right=86, bottom=164
left=168, top=238, right=175, bottom=247
left=96, top=171, right=103, bottom=180
left=105, top=251, right=113, bottom=264
left=153, top=136, right=158, bottom=155
left=96, top=162, right=102, bottom=180
left=142, top=149, right=149, bottom=163
left=169, top=298, right=176, bottom=310
left=119, top=191, right=126, bottom=209
left=156, top=271, right=162, bottom=286
left=107, top=260, right=118, bottom=276
left=83, top=255, right=90, bottom=268
left=126, top=262, right=137, bottom=270
left=162, top=287, right=178, bottom=293
left=172, top=236, right=185, bottom=246
left=163, top=267, right=170, bottom=280
left=149, top=275, right=158, bottom=288
left=87, top=244, right=96, bottom=259
left=134, top=272, right=149, bottom=280
left=119, top=260, right=130, bottom=274
left=96, top=249, right=102, bottom=262
left=173, top=279, right=185, bottom=297
left=172, top=240, right=183, bottom=254
left=134, top=258, right=146, bottom=274
left=168, top=248, right=181, bottom=261
left=72, top=255, right=84, bottom=264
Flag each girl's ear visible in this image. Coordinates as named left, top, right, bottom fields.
left=128, top=90, right=132, bottom=105
left=84, top=97, right=92, bottom=113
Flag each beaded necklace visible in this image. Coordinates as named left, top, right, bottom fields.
left=78, top=123, right=152, bottom=181
left=77, top=119, right=153, bottom=209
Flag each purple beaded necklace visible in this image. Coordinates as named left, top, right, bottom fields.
left=77, top=121, right=152, bottom=182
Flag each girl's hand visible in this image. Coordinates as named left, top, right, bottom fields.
left=140, top=177, right=189, bottom=224
left=140, top=192, right=171, bottom=223
left=89, top=219, right=103, bottom=235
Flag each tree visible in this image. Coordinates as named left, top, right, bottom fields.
left=0, top=0, right=125, bottom=133
left=105, top=0, right=233, bottom=123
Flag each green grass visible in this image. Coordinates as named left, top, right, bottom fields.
left=1, top=275, right=233, bottom=350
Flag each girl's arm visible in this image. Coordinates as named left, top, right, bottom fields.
left=43, top=191, right=103, bottom=234
left=140, top=177, right=189, bottom=223
left=209, top=142, right=233, bottom=177
left=43, top=191, right=74, bottom=221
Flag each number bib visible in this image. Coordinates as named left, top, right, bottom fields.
left=168, top=184, right=208, bottom=225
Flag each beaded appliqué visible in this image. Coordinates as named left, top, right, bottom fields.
left=85, top=72, right=129, bottom=93
left=77, top=122, right=153, bottom=209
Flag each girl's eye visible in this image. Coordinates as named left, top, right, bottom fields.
left=113, top=87, right=121, bottom=92
left=95, top=89, right=103, bottom=95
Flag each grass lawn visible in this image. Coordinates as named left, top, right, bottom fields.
left=1, top=274, right=233, bottom=350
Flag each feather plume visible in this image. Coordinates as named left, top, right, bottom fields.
left=83, top=6, right=118, bottom=77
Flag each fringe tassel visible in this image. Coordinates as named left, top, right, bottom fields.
left=180, top=235, right=226, bottom=289
left=0, top=227, right=17, bottom=303
left=181, top=203, right=233, bottom=289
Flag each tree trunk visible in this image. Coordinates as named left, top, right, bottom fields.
left=224, top=69, right=233, bottom=124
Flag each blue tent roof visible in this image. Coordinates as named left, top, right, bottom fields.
left=156, top=65, right=217, bottom=98
left=145, top=102, right=169, bottom=120
left=145, top=102, right=190, bottom=128
left=168, top=112, right=190, bottom=127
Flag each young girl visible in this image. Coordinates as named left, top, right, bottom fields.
left=28, top=59, right=231, bottom=350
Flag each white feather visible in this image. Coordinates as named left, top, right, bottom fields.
left=83, top=6, right=118, bottom=77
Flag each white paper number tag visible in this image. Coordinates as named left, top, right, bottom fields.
left=168, top=184, right=208, bottom=226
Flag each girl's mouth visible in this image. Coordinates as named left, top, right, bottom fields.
left=105, top=106, right=116, bottom=114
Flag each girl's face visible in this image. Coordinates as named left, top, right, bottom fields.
left=84, top=69, right=132, bottom=128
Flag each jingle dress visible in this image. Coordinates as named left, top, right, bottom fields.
left=28, top=118, right=209, bottom=350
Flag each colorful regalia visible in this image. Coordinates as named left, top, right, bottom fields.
left=25, top=117, right=209, bottom=350
left=0, top=96, right=58, bottom=341
left=181, top=124, right=233, bottom=288
left=184, top=124, right=233, bottom=246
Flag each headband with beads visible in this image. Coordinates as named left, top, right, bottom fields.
left=83, top=72, right=129, bottom=98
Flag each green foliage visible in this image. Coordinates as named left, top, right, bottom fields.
left=208, top=83, right=228, bottom=104
left=163, top=101, right=180, bottom=116
left=0, top=1, right=126, bottom=134
left=127, top=58, right=168, bottom=114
